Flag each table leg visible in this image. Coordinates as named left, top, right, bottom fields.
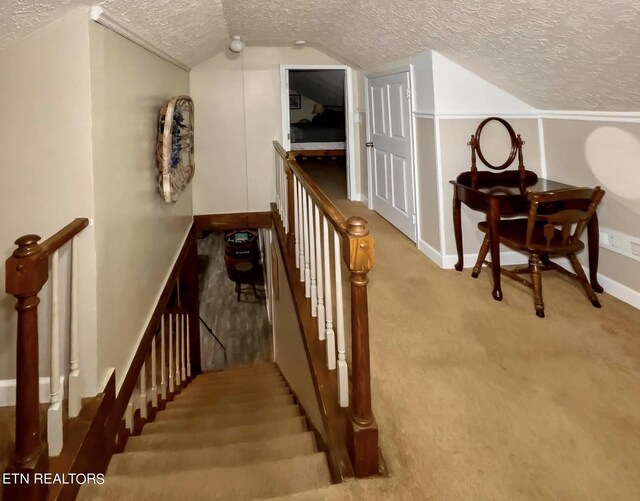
left=453, top=189, right=463, bottom=271
left=587, top=213, right=604, bottom=293
left=488, top=197, right=503, bottom=301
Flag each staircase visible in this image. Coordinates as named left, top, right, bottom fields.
left=79, top=363, right=332, bottom=500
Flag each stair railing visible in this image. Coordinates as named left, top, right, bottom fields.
left=4, top=218, right=89, bottom=499
left=273, top=141, right=378, bottom=478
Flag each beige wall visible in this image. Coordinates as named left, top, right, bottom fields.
left=89, top=24, right=193, bottom=389
left=271, top=233, right=325, bottom=437
left=0, top=7, right=98, bottom=385
left=190, top=46, right=364, bottom=215
left=415, top=117, right=440, bottom=250
left=439, top=118, right=542, bottom=257
left=542, top=119, right=640, bottom=293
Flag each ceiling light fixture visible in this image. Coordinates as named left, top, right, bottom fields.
left=229, top=35, right=244, bottom=53
left=294, top=40, right=306, bottom=46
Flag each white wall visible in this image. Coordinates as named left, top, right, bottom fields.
left=89, top=23, right=192, bottom=390
left=0, top=8, right=98, bottom=392
left=190, top=46, right=364, bottom=215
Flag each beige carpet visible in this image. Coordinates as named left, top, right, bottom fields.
left=285, top=158, right=640, bottom=500
left=78, top=364, right=332, bottom=500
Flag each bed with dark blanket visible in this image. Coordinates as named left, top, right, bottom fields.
left=290, top=108, right=346, bottom=149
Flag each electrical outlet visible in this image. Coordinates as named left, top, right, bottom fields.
left=610, top=234, right=632, bottom=253
left=600, top=227, right=640, bottom=263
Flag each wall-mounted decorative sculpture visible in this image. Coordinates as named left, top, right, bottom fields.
left=157, top=95, right=195, bottom=203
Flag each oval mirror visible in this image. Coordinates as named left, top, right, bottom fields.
left=475, top=117, right=517, bottom=170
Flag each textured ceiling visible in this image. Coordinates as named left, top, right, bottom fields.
left=1, top=0, right=639, bottom=110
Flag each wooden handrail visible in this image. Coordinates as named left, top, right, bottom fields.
left=274, top=141, right=347, bottom=235
left=41, top=218, right=89, bottom=255
left=4, top=218, right=89, bottom=501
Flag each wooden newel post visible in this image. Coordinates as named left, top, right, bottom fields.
left=344, top=216, right=379, bottom=477
left=285, top=153, right=296, bottom=253
left=4, top=235, right=49, bottom=501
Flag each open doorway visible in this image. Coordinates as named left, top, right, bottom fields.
left=280, top=65, right=357, bottom=200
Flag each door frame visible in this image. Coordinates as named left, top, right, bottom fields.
left=364, top=64, right=420, bottom=242
left=280, top=64, right=358, bottom=201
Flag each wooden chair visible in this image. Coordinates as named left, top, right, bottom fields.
left=472, top=187, right=605, bottom=317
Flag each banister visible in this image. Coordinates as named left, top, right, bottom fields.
left=4, top=217, right=89, bottom=501
left=272, top=141, right=380, bottom=478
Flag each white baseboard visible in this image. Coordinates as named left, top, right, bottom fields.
left=417, top=239, right=444, bottom=267
left=351, top=193, right=369, bottom=206
left=416, top=241, right=640, bottom=310
left=0, top=376, right=65, bottom=407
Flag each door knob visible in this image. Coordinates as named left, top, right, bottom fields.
left=366, top=142, right=374, bottom=147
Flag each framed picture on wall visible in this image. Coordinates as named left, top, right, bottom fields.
left=289, top=94, right=301, bottom=110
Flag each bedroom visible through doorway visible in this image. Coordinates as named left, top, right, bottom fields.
left=280, top=65, right=356, bottom=201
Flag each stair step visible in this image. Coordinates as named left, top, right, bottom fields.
left=188, top=374, right=285, bottom=390
left=197, top=364, right=281, bottom=381
left=156, top=401, right=299, bottom=422
left=110, top=432, right=318, bottom=475
left=163, top=395, right=295, bottom=416
left=177, top=380, right=288, bottom=396
left=126, top=417, right=309, bottom=452
left=79, top=453, right=331, bottom=501
left=172, top=386, right=290, bottom=406
left=166, top=392, right=294, bottom=411
left=141, top=405, right=302, bottom=434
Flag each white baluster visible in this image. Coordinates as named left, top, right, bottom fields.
left=68, top=237, right=81, bottom=418
left=175, top=313, right=181, bottom=388
left=151, top=333, right=158, bottom=408
left=294, top=176, right=300, bottom=269
left=303, top=189, right=311, bottom=297
left=308, top=195, right=318, bottom=316
left=168, top=313, right=174, bottom=393
left=160, top=315, right=167, bottom=400
left=186, top=314, right=192, bottom=377
left=125, top=400, right=134, bottom=432
left=275, top=152, right=281, bottom=214
left=48, top=250, right=63, bottom=456
left=283, top=163, right=288, bottom=233
left=334, top=230, right=348, bottom=405
left=139, top=361, right=147, bottom=419
left=315, top=205, right=326, bottom=339
left=323, top=218, right=336, bottom=366
left=298, top=181, right=305, bottom=280
left=181, top=314, right=186, bottom=382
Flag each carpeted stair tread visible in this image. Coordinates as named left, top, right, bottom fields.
left=183, top=377, right=286, bottom=391
left=155, top=401, right=299, bottom=422
left=79, top=453, right=332, bottom=501
left=166, top=392, right=294, bottom=411
left=141, top=405, right=302, bottom=434
left=80, top=364, right=332, bottom=500
left=109, top=432, right=318, bottom=475
left=125, top=417, right=310, bottom=452
left=174, top=382, right=289, bottom=399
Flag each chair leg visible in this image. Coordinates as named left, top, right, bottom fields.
left=568, top=253, right=601, bottom=308
left=529, top=253, right=545, bottom=318
left=472, top=234, right=490, bottom=278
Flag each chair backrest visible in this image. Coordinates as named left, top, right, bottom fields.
left=525, top=187, right=605, bottom=250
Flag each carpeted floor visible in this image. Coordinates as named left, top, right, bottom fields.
left=285, top=158, right=640, bottom=500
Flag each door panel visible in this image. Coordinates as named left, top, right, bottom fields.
left=367, top=72, right=416, bottom=240
left=391, top=154, right=408, bottom=214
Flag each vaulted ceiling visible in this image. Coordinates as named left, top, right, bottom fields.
left=1, top=0, right=639, bottom=110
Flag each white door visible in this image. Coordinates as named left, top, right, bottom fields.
left=367, top=72, right=416, bottom=241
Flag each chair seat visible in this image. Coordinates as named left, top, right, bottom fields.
left=478, top=219, right=585, bottom=254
